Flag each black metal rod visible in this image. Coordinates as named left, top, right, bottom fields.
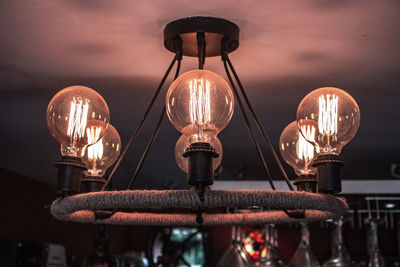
left=223, top=60, right=275, bottom=190
left=127, top=108, right=166, bottom=189
left=127, top=58, right=182, bottom=190
left=225, top=54, right=294, bottom=191
left=197, top=32, right=206, bottom=69
left=174, top=58, right=182, bottom=80
left=101, top=54, right=179, bottom=191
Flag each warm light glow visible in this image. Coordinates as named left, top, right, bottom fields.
left=243, top=228, right=264, bottom=260
left=260, top=247, right=266, bottom=258
left=166, top=68, right=234, bottom=165
left=86, top=126, right=103, bottom=161
left=297, top=125, right=316, bottom=168
left=46, top=85, right=110, bottom=157
left=67, top=97, right=89, bottom=139
left=279, top=121, right=317, bottom=175
left=245, top=244, right=253, bottom=253
left=82, top=124, right=121, bottom=177
left=166, top=70, right=233, bottom=145
left=318, top=94, right=338, bottom=136
left=297, top=87, right=360, bottom=155
left=189, top=78, right=211, bottom=127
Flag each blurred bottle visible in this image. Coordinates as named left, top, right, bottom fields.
left=289, top=222, right=320, bottom=267
left=322, top=219, right=352, bottom=267
left=367, top=220, right=385, bottom=267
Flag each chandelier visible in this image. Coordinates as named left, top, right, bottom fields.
left=46, top=17, right=360, bottom=226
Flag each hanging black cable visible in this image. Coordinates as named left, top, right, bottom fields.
left=127, top=108, right=166, bottom=189
left=197, top=32, right=206, bottom=69
left=222, top=40, right=294, bottom=191
left=101, top=39, right=183, bottom=191
left=222, top=58, right=275, bottom=190
left=225, top=49, right=300, bottom=217
left=173, top=58, right=182, bottom=80
left=126, top=58, right=182, bottom=189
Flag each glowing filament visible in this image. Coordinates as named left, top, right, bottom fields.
left=189, top=78, right=211, bottom=126
left=318, top=94, right=338, bottom=135
left=297, top=125, right=316, bottom=162
left=86, top=127, right=103, bottom=161
left=67, top=97, right=89, bottom=139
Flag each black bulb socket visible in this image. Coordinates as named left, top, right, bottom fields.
left=183, top=142, right=219, bottom=190
left=81, top=176, right=106, bottom=193
left=294, top=175, right=317, bottom=193
left=55, top=156, right=86, bottom=196
left=312, top=154, right=344, bottom=194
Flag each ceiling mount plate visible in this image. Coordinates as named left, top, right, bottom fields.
left=164, top=16, right=240, bottom=57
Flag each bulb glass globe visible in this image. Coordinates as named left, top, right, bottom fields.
left=166, top=70, right=234, bottom=143
left=175, top=135, right=222, bottom=173
left=46, top=85, right=110, bottom=157
left=279, top=121, right=317, bottom=176
left=297, top=87, right=360, bottom=155
left=82, top=124, right=121, bottom=177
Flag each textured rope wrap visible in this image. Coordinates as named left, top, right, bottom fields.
left=51, top=189, right=348, bottom=226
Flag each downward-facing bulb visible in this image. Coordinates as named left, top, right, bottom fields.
left=279, top=121, right=316, bottom=176
left=175, top=134, right=222, bottom=173
left=82, top=124, right=121, bottom=177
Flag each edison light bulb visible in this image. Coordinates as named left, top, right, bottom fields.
left=175, top=134, right=222, bottom=173
left=297, top=87, right=360, bottom=155
left=166, top=70, right=234, bottom=143
left=279, top=121, right=316, bottom=176
left=82, top=124, right=121, bottom=177
left=46, top=85, right=110, bottom=157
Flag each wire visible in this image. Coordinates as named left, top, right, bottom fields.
left=223, top=43, right=294, bottom=191
left=223, top=59, right=275, bottom=190
left=102, top=39, right=183, bottom=191
left=127, top=57, right=182, bottom=189
left=174, top=59, right=181, bottom=80
left=127, top=109, right=166, bottom=189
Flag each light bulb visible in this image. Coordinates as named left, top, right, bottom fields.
left=82, top=124, right=121, bottom=177
left=46, top=85, right=110, bottom=157
left=175, top=134, right=222, bottom=173
left=279, top=121, right=317, bottom=176
left=297, top=87, right=360, bottom=155
left=166, top=70, right=234, bottom=143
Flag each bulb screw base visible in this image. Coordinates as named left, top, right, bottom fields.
left=183, top=142, right=219, bottom=200
left=55, top=156, right=86, bottom=196
left=313, top=154, right=344, bottom=194
left=294, top=175, right=317, bottom=193
left=81, top=176, right=106, bottom=193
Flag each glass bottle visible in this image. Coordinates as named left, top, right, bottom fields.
left=289, top=222, right=320, bottom=267
left=256, top=224, right=287, bottom=267
left=367, top=220, right=385, bottom=267
left=87, top=225, right=116, bottom=267
left=323, top=219, right=352, bottom=267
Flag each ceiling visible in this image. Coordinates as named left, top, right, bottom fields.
left=0, top=0, right=399, bottom=189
